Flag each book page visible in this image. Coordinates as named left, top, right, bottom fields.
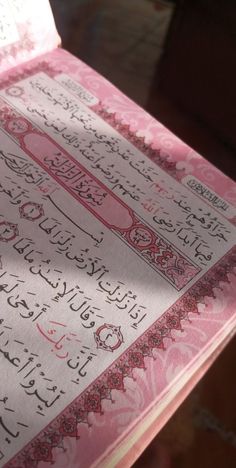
left=0, top=50, right=235, bottom=467
left=0, top=0, right=60, bottom=73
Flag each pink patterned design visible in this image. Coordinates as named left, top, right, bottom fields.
left=0, top=1, right=60, bottom=73
left=39, top=48, right=236, bottom=206
left=93, top=104, right=184, bottom=181
left=0, top=62, right=60, bottom=91
left=0, top=23, right=34, bottom=63
left=0, top=61, right=183, bottom=180
left=6, top=247, right=236, bottom=468
left=1, top=49, right=235, bottom=204
left=118, top=216, right=199, bottom=290
left=1, top=50, right=235, bottom=468
left=0, top=97, right=200, bottom=290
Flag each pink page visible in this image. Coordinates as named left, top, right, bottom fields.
left=0, top=48, right=235, bottom=468
left=0, top=0, right=60, bottom=73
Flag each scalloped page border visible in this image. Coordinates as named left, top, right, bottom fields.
left=1, top=53, right=235, bottom=468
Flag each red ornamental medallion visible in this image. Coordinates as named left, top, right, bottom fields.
left=128, top=225, right=154, bottom=249
left=107, top=371, right=124, bottom=390
left=84, top=393, right=102, bottom=413
left=6, top=85, right=24, bottom=97
left=19, top=202, right=44, bottom=221
left=94, top=323, right=124, bottom=352
left=32, top=442, right=53, bottom=463
left=128, top=351, right=145, bottom=369
left=5, top=117, right=30, bottom=134
left=59, top=417, right=79, bottom=439
left=0, top=221, right=19, bottom=242
left=147, top=332, right=165, bottom=350
left=46, top=431, right=62, bottom=447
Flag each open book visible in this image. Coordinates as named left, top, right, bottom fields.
left=0, top=1, right=235, bottom=467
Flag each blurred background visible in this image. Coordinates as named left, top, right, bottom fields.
left=49, top=1, right=236, bottom=467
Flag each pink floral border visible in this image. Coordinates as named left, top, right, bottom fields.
left=0, top=61, right=183, bottom=182
left=0, top=23, right=34, bottom=65
left=0, top=94, right=199, bottom=290
left=92, top=104, right=184, bottom=181
left=6, top=246, right=236, bottom=467
left=0, top=1, right=60, bottom=74
left=2, top=57, right=235, bottom=467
